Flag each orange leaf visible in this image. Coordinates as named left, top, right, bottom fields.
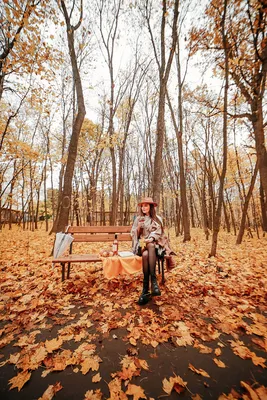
left=81, top=357, right=100, bottom=375
left=188, top=363, right=210, bottom=378
left=108, top=377, right=127, bottom=399
left=84, top=389, right=103, bottom=399
left=125, top=383, right=146, bottom=400
left=241, top=381, right=261, bottom=400
left=45, top=338, right=63, bottom=353
left=213, top=358, right=226, bottom=368
left=136, top=358, right=149, bottom=371
left=162, top=375, right=187, bottom=395
left=92, top=373, right=101, bottom=383
left=38, top=382, right=63, bottom=400
left=150, top=340, right=159, bottom=348
left=214, top=348, right=222, bottom=356
left=255, top=386, right=267, bottom=400
left=9, top=370, right=31, bottom=391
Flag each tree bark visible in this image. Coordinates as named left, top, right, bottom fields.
left=51, top=0, right=86, bottom=233
left=259, top=182, right=267, bottom=232
left=236, top=160, right=259, bottom=244
left=145, top=0, right=179, bottom=206
left=210, top=0, right=229, bottom=257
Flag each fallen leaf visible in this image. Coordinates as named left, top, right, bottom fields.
left=193, top=343, right=213, bottom=354
left=45, top=338, right=63, bottom=353
left=213, top=358, right=226, bottom=368
left=84, top=388, right=103, bottom=399
left=230, top=341, right=266, bottom=368
left=215, top=348, right=222, bottom=356
left=41, top=369, right=52, bottom=378
left=175, top=322, right=194, bottom=346
left=81, top=357, right=100, bottom=375
left=51, top=349, right=73, bottom=371
left=251, top=338, right=267, bottom=352
left=162, top=378, right=173, bottom=396
left=162, top=375, right=187, bottom=395
left=255, top=386, right=267, bottom=400
left=38, top=382, right=63, bottom=400
left=9, top=370, right=31, bottom=391
left=125, top=383, right=146, bottom=400
left=241, top=381, right=261, bottom=400
left=188, top=363, right=210, bottom=378
left=129, top=337, right=137, bottom=346
left=9, top=353, right=20, bottom=365
left=137, top=358, right=149, bottom=371
left=108, top=377, right=127, bottom=400
left=92, top=373, right=101, bottom=383
left=150, top=340, right=159, bottom=348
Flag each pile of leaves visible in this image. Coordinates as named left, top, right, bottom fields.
left=0, top=225, right=266, bottom=399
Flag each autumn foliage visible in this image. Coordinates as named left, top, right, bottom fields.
left=0, top=225, right=266, bottom=399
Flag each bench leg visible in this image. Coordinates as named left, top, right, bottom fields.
left=156, top=256, right=165, bottom=284
left=67, top=262, right=71, bottom=279
left=61, top=263, right=65, bottom=281
left=158, top=257, right=161, bottom=274
left=161, top=259, right=165, bottom=285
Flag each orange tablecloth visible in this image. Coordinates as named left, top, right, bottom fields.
left=102, top=255, right=142, bottom=279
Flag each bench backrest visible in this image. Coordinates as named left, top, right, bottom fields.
left=67, top=226, right=132, bottom=242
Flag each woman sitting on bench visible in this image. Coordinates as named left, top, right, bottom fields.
left=131, top=197, right=163, bottom=305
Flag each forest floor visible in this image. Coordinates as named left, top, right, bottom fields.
left=0, top=224, right=266, bottom=400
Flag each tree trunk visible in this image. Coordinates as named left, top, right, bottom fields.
left=236, top=160, right=259, bottom=244
left=251, top=99, right=267, bottom=205
left=147, top=0, right=179, bottom=205
left=223, top=198, right=230, bottom=233
left=100, top=179, right=106, bottom=226
left=189, top=183, right=195, bottom=228
left=225, top=189, right=236, bottom=236
left=51, top=1, right=86, bottom=233
left=44, top=159, right=49, bottom=232
left=259, top=182, right=267, bottom=232
left=210, top=0, right=229, bottom=257
left=251, top=193, right=260, bottom=239
left=201, top=177, right=210, bottom=240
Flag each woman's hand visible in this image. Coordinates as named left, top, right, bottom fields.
left=137, top=217, right=145, bottom=230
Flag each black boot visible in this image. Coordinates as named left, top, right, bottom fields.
left=138, top=280, right=151, bottom=305
left=151, top=275, right=161, bottom=296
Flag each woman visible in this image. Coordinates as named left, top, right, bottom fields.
left=131, top=197, right=163, bottom=305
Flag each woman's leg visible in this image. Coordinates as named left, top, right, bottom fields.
left=147, top=243, right=161, bottom=296
left=138, top=249, right=150, bottom=305
left=142, top=249, right=150, bottom=285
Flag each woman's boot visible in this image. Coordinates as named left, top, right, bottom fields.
left=151, top=274, right=161, bottom=296
left=138, top=279, right=151, bottom=305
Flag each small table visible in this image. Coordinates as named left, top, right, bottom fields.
left=102, top=255, right=142, bottom=279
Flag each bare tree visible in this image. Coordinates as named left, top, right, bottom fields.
left=51, top=0, right=86, bottom=233
left=209, top=0, right=229, bottom=257
left=142, top=0, right=179, bottom=205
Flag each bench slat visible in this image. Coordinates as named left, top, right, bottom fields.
left=68, top=226, right=131, bottom=234
left=73, top=233, right=132, bottom=242
left=53, top=254, right=101, bottom=263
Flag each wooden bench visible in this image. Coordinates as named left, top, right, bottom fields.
left=52, top=225, right=166, bottom=283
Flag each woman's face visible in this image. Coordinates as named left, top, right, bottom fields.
left=141, top=203, right=150, bottom=215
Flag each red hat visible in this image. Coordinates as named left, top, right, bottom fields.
left=138, top=197, right=157, bottom=207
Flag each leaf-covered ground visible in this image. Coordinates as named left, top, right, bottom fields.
left=0, top=225, right=266, bottom=400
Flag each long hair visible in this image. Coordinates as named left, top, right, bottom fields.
left=138, top=204, right=163, bottom=229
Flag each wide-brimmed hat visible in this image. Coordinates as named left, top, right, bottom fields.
left=138, top=197, right=157, bottom=207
